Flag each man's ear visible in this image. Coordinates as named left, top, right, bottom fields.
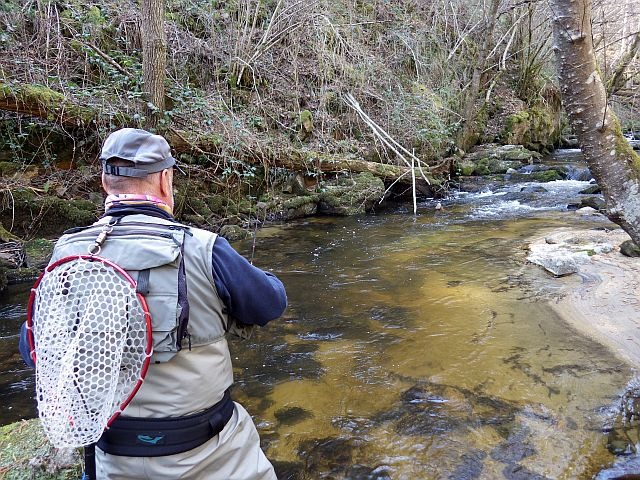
left=159, top=169, right=172, bottom=197
left=101, top=172, right=108, bottom=193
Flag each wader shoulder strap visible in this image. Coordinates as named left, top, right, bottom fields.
left=96, top=390, right=234, bottom=457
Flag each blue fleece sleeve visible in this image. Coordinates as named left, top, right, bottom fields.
left=19, top=322, right=35, bottom=368
left=211, top=236, right=287, bottom=326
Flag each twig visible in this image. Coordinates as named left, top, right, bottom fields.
left=343, top=93, right=431, bottom=185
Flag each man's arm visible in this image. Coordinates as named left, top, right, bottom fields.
left=211, top=236, right=287, bottom=326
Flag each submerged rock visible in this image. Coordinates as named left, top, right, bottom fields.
left=274, top=406, right=314, bottom=426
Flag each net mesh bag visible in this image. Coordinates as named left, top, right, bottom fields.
left=30, top=256, right=151, bottom=448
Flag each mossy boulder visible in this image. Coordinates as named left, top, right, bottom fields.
left=0, top=419, right=81, bottom=480
left=458, top=144, right=542, bottom=176
left=507, top=169, right=565, bottom=183
left=282, top=195, right=319, bottom=220
left=498, top=105, right=561, bottom=152
left=1, top=189, right=98, bottom=237
left=317, top=172, right=384, bottom=216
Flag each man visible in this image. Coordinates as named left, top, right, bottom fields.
left=19, top=128, right=287, bottom=479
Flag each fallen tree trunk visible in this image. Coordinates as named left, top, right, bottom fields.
left=168, top=133, right=448, bottom=190
left=0, top=81, right=448, bottom=189
left=0, top=82, right=111, bottom=127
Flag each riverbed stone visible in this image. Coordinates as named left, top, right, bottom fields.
left=274, top=406, right=314, bottom=426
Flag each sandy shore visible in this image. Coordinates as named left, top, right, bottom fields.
left=529, top=227, right=640, bottom=368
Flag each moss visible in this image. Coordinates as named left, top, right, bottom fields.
left=0, top=81, right=99, bottom=126
left=41, top=197, right=97, bottom=228
left=299, top=110, right=313, bottom=133
left=0, top=419, right=82, bottom=480
left=219, top=224, right=250, bottom=241
left=509, top=170, right=563, bottom=183
left=0, top=161, right=18, bottom=176
left=283, top=195, right=319, bottom=210
left=318, top=172, right=385, bottom=216
left=0, top=221, right=18, bottom=242
left=24, top=238, right=55, bottom=268
left=0, top=190, right=97, bottom=237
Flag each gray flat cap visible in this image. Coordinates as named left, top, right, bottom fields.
left=100, top=128, right=177, bottom=177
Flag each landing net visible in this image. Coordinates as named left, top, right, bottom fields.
left=27, top=255, right=152, bottom=448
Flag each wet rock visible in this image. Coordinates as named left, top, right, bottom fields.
left=378, top=382, right=517, bottom=438
left=520, top=185, right=548, bottom=193
left=559, top=164, right=593, bottom=181
left=344, top=464, right=394, bottom=479
left=502, top=464, right=551, bottom=480
left=580, top=184, right=602, bottom=194
left=490, top=426, right=536, bottom=463
left=272, top=460, right=305, bottom=480
left=448, top=449, right=487, bottom=479
left=581, top=196, right=606, bottom=212
left=298, top=437, right=359, bottom=474
left=274, top=406, right=314, bottom=426
left=620, top=240, right=640, bottom=258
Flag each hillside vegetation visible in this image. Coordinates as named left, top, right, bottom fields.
left=0, top=0, right=637, bottom=237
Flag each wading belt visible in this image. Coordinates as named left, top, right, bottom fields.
left=96, top=389, right=234, bottom=457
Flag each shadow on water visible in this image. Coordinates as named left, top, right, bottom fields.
left=1, top=152, right=637, bottom=478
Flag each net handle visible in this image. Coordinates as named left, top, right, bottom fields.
left=26, top=254, right=154, bottom=425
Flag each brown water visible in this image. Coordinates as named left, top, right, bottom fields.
left=228, top=208, right=631, bottom=479
left=0, top=173, right=635, bottom=479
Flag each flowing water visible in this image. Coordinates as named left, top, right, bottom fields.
left=0, top=151, right=637, bottom=479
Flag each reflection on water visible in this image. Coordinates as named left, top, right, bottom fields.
left=0, top=187, right=632, bottom=478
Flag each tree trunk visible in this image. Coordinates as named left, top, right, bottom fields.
left=458, top=0, right=502, bottom=151
left=550, top=0, right=640, bottom=244
left=606, top=31, right=640, bottom=95
left=140, top=0, right=167, bottom=129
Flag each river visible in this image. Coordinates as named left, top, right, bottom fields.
left=0, top=150, right=636, bottom=479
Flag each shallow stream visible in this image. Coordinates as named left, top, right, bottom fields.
left=0, top=151, right=637, bottom=479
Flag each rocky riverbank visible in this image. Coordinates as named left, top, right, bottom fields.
left=526, top=227, right=640, bottom=478
left=527, top=227, right=640, bottom=367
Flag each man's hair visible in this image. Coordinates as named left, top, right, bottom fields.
left=102, top=158, right=162, bottom=194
